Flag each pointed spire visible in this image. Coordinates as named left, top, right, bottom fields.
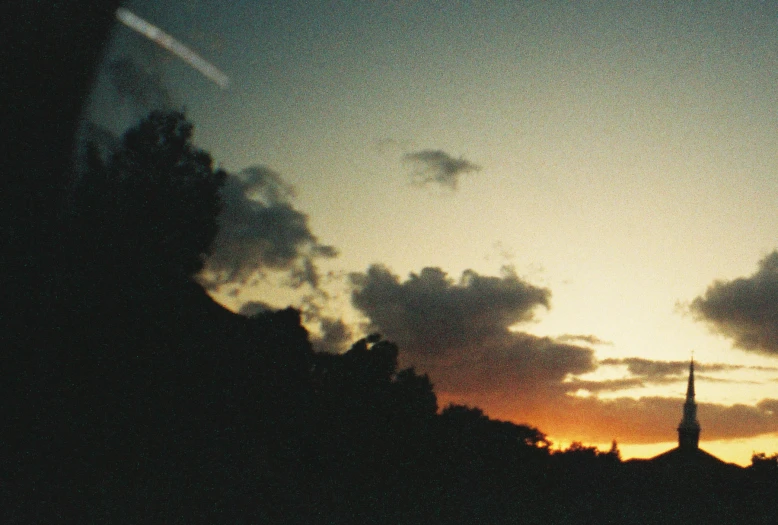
left=686, top=354, right=695, bottom=401
left=678, top=354, right=700, bottom=451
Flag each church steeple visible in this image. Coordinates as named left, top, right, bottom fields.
left=678, top=356, right=700, bottom=451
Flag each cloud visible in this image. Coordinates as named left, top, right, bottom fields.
left=201, top=166, right=337, bottom=289
left=531, top=396, right=778, bottom=444
left=350, top=264, right=594, bottom=397
left=311, top=317, right=353, bottom=354
left=349, top=263, right=778, bottom=444
left=691, top=251, right=778, bottom=355
left=563, top=378, right=650, bottom=393
left=351, top=265, right=551, bottom=356
left=346, top=262, right=778, bottom=445
left=237, top=301, right=274, bottom=317
left=439, top=385, right=778, bottom=445
left=556, top=334, right=613, bottom=346
left=599, top=357, right=763, bottom=382
left=107, top=56, right=172, bottom=111
left=600, top=357, right=689, bottom=379
left=452, top=354, right=778, bottom=443
left=426, top=333, right=597, bottom=397
left=695, top=374, right=764, bottom=385
left=403, top=149, right=481, bottom=189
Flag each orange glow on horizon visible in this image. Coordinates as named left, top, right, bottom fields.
left=437, top=391, right=778, bottom=467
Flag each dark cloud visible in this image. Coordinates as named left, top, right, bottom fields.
left=563, top=378, right=649, bottom=393
left=600, top=357, right=688, bottom=379
left=599, top=357, right=758, bottom=382
left=350, top=264, right=593, bottom=396
left=595, top=374, right=759, bottom=390
left=426, top=333, right=596, bottom=396
left=292, top=293, right=353, bottom=353
left=403, top=149, right=481, bottom=189
left=691, top=251, right=778, bottom=355
left=237, top=301, right=274, bottom=317
left=290, top=257, right=321, bottom=289
left=107, top=56, right=172, bottom=111
left=201, top=166, right=337, bottom=289
left=556, top=334, right=613, bottom=346
left=351, top=265, right=551, bottom=356
left=695, top=374, right=764, bottom=385
left=311, top=317, right=353, bottom=354
left=350, top=264, right=778, bottom=444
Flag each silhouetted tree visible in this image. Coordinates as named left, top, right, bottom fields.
left=750, top=452, right=778, bottom=478
left=440, top=404, right=549, bottom=448
left=606, top=439, right=622, bottom=462
left=750, top=452, right=778, bottom=470
left=440, top=403, right=489, bottom=423
left=391, top=367, right=438, bottom=420
left=70, top=110, right=226, bottom=280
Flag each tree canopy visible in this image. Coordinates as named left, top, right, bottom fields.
left=71, top=110, right=226, bottom=279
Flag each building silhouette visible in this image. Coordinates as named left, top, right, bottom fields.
left=677, top=357, right=701, bottom=451
left=629, top=357, right=740, bottom=470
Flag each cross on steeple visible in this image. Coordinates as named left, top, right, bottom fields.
left=678, top=355, right=700, bottom=451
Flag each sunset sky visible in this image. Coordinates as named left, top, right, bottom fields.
left=88, top=0, right=778, bottom=465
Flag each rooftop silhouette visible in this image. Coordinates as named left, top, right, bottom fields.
left=626, top=358, right=742, bottom=473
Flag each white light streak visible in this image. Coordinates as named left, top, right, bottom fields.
left=116, top=7, right=229, bottom=89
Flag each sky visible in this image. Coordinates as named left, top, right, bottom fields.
left=86, top=0, right=778, bottom=465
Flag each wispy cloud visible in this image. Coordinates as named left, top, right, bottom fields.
left=556, top=334, right=613, bottom=346
left=403, top=149, right=481, bottom=189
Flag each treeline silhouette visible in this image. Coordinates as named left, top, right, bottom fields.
left=6, top=110, right=778, bottom=524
